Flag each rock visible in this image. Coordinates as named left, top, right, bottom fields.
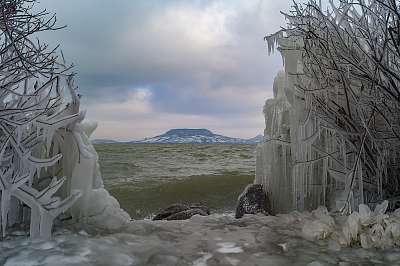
left=189, top=203, right=210, bottom=215
left=153, top=203, right=210, bottom=221
left=235, top=184, right=270, bottom=219
left=166, top=208, right=209, bottom=220
left=152, top=204, right=190, bottom=220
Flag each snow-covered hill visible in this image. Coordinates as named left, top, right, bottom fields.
left=92, top=129, right=264, bottom=144
left=133, top=129, right=263, bottom=144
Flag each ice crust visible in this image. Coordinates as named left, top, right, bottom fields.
left=1, top=208, right=400, bottom=265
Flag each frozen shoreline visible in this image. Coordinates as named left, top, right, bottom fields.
left=2, top=212, right=400, bottom=266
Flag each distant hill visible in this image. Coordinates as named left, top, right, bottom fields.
left=92, top=129, right=264, bottom=144
left=131, top=129, right=264, bottom=144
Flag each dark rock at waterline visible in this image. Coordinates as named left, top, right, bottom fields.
left=189, top=203, right=210, bottom=215
left=153, top=203, right=210, bottom=221
left=235, top=184, right=270, bottom=219
left=166, top=208, right=209, bottom=220
left=152, top=204, right=189, bottom=220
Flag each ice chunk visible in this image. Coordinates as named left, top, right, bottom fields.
left=226, top=257, right=240, bottom=266
left=302, top=219, right=334, bottom=240
left=393, top=208, right=400, bottom=218
left=216, top=242, right=243, bottom=254
left=373, top=200, right=388, bottom=216
left=389, top=223, right=400, bottom=239
left=360, top=233, right=372, bottom=249
left=193, top=253, right=213, bottom=266
left=312, top=206, right=329, bottom=219
left=342, top=212, right=360, bottom=245
left=358, top=204, right=371, bottom=225
left=278, top=243, right=288, bottom=252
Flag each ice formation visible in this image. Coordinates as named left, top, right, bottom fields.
left=256, top=0, right=400, bottom=214
left=300, top=201, right=400, bottom=249
left=0, top=1, right=130, bottom=239
left=0, top=75, right=130, bottom=239
left=2, top=208, right=400, bottom=265
left=255, top=39, right=338, bottom=213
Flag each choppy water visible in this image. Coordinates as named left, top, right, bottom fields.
left=95, top=144, right=255, bottom=219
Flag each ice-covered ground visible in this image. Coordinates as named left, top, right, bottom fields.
left=1, top=211, right=400, bottom=266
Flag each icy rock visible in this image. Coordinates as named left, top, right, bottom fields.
left=235, top=184, right=270, bottom=218
left=167, top=208, right=208, bottom=221
left=153, top=204, right=190, bottom=220
left=153, top=203, right=210, bottom=221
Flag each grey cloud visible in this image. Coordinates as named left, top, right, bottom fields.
left=34, top=0, right=292, bottom=138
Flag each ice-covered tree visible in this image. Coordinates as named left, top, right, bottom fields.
left=0, top=0, right=130, bottom=239
left=0, top=0, right=83, bottom=239
left=259, top=0, right=400, bottom=214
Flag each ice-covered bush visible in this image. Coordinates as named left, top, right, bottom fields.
left=0, top=0, right=130, bottom=239
left=257, top=0, right=400, bottom=214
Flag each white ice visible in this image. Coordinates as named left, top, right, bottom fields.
left=1, top=211, right=399, bottom=266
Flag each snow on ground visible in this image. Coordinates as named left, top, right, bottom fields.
left=1, top=210, right=400, bottom=266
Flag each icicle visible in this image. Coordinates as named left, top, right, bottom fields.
left=358, top=159, right=364, bottom=204
left=16, top=126, right=22, bottom=146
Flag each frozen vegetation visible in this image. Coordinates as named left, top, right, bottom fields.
left=256, top=0, right=400, bottom=214
left=0, top=0, right=129, bottom=239
left=1, top=0, right=400, bottom=264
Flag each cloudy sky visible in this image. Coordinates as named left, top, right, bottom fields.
left=38, top=0, right=292, bottom=140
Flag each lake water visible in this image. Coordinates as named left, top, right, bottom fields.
left=95, top=144, right=256, bottom=219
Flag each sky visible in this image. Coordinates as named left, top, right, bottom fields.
left=38, top=0, right=293, bottom=140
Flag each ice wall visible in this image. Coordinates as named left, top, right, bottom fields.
left=256, top=33, right=364, bottom=214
